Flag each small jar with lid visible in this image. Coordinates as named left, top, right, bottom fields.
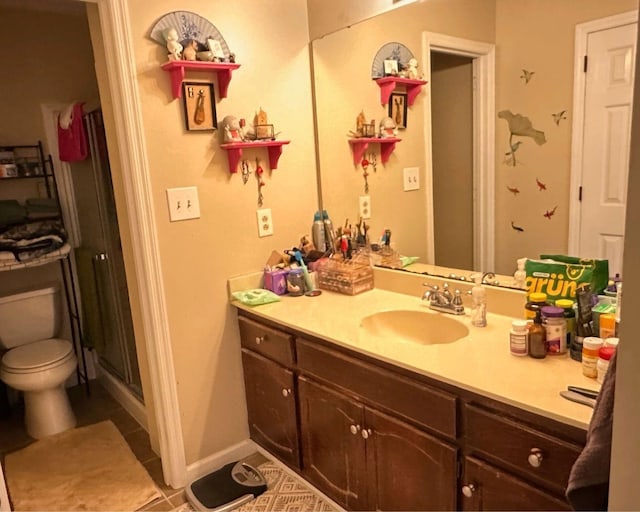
left=286, top=268, right=305, bottom=296
left=556, top=299, right=576, bottom=357
left=541, top=306, right=567, bottom=355
left=599, top=313, right=616, bottom=339
left=509, top=319, right=529, bottom=356
left=604, top=337, right=619, bottom=349
left=525, top=292, right=549, bottom=321
left=596, top=345, right=616, bottom=384
left=582, top=337, right=604, bottom=378
left=528, top=310, right=547, bottom=359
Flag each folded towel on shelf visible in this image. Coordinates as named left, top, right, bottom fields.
left=0, top=220, right=67, bottom=262
left=0, top=251, right=16, bottom=263
left=25, top=197, right=60, bottom=211
left=566, top=351, right=617, bottom=510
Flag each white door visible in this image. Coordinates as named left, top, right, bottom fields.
left=578, top=21, right=637, bottom=277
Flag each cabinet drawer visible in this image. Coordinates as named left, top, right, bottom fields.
left=464, top=404, right=582, bottom=493
left=238, top=316, right=294, bottom=366
left=297, top=338, right=456, bottom=439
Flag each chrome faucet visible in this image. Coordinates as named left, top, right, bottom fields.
left=422, top=283, right=465, bottom=315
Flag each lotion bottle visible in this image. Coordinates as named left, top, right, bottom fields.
left=471, top=274, right=487, bottom=327
left=514, top=258, right=527, bottom=289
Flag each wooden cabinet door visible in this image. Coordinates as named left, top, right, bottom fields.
left=460, top=457, right=572, bottom=511
left=298, top=376, right=368, bottom=510
left=366, top=407, right=458, bottom=511
left=241, top=349, right=300, bottom=468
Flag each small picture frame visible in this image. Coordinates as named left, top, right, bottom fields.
left=389, top=92, right=408, bottom=129
left=255, top=124, right=275, bottom=140
left=182, top=82, right=217, bottom=131
left=383, top=59, right=399, bottom=76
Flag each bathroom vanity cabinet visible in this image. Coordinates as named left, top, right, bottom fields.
left=238, top=311, right=585, bottom=511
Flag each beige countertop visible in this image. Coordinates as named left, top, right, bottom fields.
left=230, top=274, right=598, bottom=431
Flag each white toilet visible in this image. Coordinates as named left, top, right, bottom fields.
left=0, top=284, right=77, bottom=439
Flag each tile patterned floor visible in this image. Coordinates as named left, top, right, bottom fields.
left=0, top=380, right=187, bottom=511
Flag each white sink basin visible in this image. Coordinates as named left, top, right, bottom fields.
left=360, top=310, right=469, bottom=345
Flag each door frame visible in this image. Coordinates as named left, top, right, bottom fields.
left=568, top=10, right=638, bottom=255
left=422, top=32, right=495, bottom=271
left=80, top=0, right=186, bottom=487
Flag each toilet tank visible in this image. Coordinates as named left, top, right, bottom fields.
left=0, top=284, right=61, bottom=349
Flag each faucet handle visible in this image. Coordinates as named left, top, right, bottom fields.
left=452, top=289, right=463, bottom=306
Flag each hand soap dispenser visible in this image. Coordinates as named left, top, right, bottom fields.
left=514, top=258, right=527, bottom=289
left=471, top=274, right=487, bottom=327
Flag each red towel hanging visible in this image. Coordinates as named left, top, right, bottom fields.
left=58, top=103, right=88, bottom=162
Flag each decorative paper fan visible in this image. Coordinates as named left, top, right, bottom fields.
left=149, top=11, right=230, bottom=56
left=371, top=42, right=415, bottom=79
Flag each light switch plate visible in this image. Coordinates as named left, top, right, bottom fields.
left=359, top=195, right=371, bottom=219
left=257, top=208, right=274, bottom=237
left=166, top=186, right=200, bottom=221
left=403, top=167, right=420, bottom=191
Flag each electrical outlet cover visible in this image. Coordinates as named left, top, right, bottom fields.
left=257, top=208, right=274, bottom=237
left=359, top=195, right=371, bottom=219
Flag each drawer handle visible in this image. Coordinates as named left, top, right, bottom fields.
left=281, top=388, right=291, bottom=397
left=361, top=428, right=372, bottom=439
left=255, top=335, right=266, bottom=345
left=461, top=484, right=476, bottom=498
left=528, top=448, right=544, bottom=468
left=349, top=424, right=361, bottom=435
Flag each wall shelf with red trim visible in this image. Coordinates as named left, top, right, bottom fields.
left=221, top=140, right=291, bottom=173
left=375, top=77, right=427, bottom=106
left=348, top=138, right=401, bottom=165
left=161, top=61, right=241, bottom=99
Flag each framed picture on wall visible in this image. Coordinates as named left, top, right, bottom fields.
left=389, top=92, right=407, bottom=129
left=182, top=82, right=217, bottom=131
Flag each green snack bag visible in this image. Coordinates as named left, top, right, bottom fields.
left=525, top=258, right=594, bottom=301
left=540, top=254, right=609, bottom=295
left=231, top=289, right=281, bottom=306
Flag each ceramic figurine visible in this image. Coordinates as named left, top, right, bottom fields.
left=222, top=115, right=245, bottom=142
left=379, top=117, right=397, bottom=138
left=164, top=28, right=183, bottom=61
left=407, top=58, right=421, bottom=79
left=182, top=39, right=198, bottom=61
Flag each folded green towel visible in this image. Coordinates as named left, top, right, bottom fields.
left=401, top=256, right=420, bottom=267
left=232, top=289, right=281, bottom=306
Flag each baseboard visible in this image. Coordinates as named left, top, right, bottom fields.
left=97, top=365, right=147, bottom=431
left=185, top=439, right=257, bottom=483
left=252, top=443, right=345, bottom=512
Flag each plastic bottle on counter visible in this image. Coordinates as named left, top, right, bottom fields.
left=528, top=310, right=547, bottom=359
left=556, top=299, right=576, bottom=358
left=596, top=345, right=616, bottom=384
left=599, top=313, right=616, bottom=339
left=525, top=292, right=550, bottom=321
left=470, top=274, right=487, bottom=327
left=312, top=211, right=326, bottom=252
left=510, top=319, right=529, bottom=356
left=582, top=337, right=604, bottom=378
left=615, top=281, right=623, bottom=336
left=322, top=210, right=335, bottom=253
left=541, top=306, right=567, bottom=355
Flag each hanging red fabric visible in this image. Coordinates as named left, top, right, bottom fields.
left=58, top=103, right=88, bottom=162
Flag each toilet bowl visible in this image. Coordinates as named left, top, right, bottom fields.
left=0, top=285, right=78, bottom=439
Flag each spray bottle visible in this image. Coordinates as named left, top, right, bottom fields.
left=471, top=273, right=487, bottom=327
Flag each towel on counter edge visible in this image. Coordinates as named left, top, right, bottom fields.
left=566, top=351, right=617, bottom=510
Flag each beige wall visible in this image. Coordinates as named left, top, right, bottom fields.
left=494, top=0, right=637, bottom=273
left=314, top=0, right=495, bottom=260
left=124, top=0, right=317, bottom=465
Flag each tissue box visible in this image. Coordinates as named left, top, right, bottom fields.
left=316, top=258, right=374, bottom=295
left=264, top=269, right=289, bottom=295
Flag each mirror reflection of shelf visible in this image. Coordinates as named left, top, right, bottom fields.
left=161, top=61, right=241, bottom=99
left=375, top=77, right=428, bottom=106
left=220, top=140, right=291, bottom=173
left=348, top=137, right=401, bottom=165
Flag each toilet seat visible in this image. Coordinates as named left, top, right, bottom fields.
left=1, top=338, right=74, bottom=373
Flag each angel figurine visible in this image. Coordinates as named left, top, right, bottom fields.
left=164, top=28, right=183, bottom=61
left=379, top=117, right=397, bottom=138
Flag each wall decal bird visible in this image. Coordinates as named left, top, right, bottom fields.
left=536, top=177, right=547, bottom=191
left=552, top=110, right=567, bottom=125
left=507, top=186, right=521, bottom=196
left=511, top=221, right=524, bottom=232
left=520, top=69, right=535, bottom=84
left=544, top=206, right=558, bottom=219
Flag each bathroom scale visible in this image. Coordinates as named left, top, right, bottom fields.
left=185, top=461, right=267, bottom=512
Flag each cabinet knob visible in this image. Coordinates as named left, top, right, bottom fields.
left=461, top=484, right=476, bottom=498
left=528, top=448, right=544, bottom=468
left=361, top=428, right=372, bottom=439
left=349, top=424, right=361, bottom=435
left=255, top=335, right=266, bottom=345
left=281, top=388, right=291, bottom=397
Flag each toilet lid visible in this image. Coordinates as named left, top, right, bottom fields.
left=2, top=338, right=73, bottom=370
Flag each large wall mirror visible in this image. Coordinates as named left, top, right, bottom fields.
left=309, top=0, right=637, bottom=285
